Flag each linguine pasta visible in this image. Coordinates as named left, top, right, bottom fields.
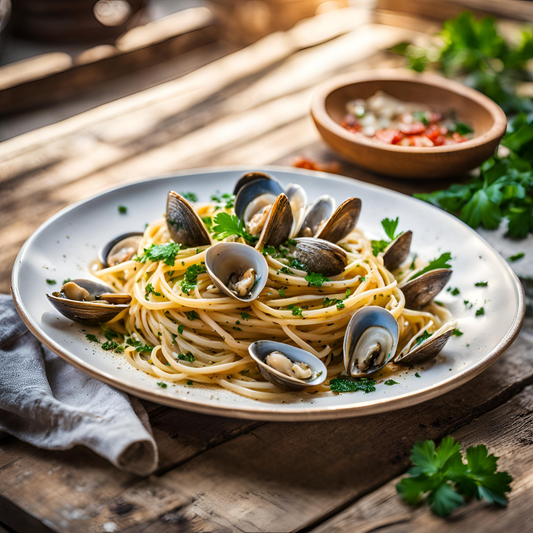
left=92, top=200, right=454, bottom=400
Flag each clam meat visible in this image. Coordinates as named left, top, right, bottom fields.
left=99, top=232, right=143, bottom=268
left=265, top=351, right=314, bottom=381
left=227, top=268, right=256, bottom=298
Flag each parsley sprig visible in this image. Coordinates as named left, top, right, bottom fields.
left=410, top=252, right=452, bottom=280
left=305, top=272, right=330, bottom=288
left=211, top=212, right=258, bottom=245
left=180, top=263, right=207, bottom=295
left=371, top=217, right=403, bottom=256
left=330, top=377, right=376, bottom=393
left=136, top=243, right=181, bottom=266
left=397, top=436, right=512, bottom=517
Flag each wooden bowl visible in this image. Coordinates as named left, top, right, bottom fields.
left=311, top=70, right=507, bottom=179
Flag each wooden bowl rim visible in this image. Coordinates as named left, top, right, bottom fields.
left=311, top=69, right=507, bottom=154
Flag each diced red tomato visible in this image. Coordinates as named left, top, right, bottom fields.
left=374, top=129, right=400, bottom=144
left=452, top=131, right=468, bottom=143
left=433, top=135, right=446, bottom=146
left=399, top=122, right=426, bottom=135
left=425, top=124, right=441, bottom=142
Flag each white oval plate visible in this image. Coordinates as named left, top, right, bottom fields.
left=12, top=167, right=525, bottom=421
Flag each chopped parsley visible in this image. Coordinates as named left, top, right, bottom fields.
left=177, top=352, right=195, bottom=363
left=63, top=278, right=71, bottom=285
left=118, top=205, right=127, bottom=214
left=415, top=372, right=421, bottom=378
left=180, top=192, right=198, bottom=202
left=278, top=266, right=294, bottom=275
left=410, top=252, right=452, bottom=280
left=186, top=311, right=200, bottom=320
left=211, top=191, right=235, bottom=210
left=211, top=212, right=257, bottom=245
left=126, top=338, right=153, bottom=352
left=181, top=263, right=207, bottom=295
left=475, top=281, right=488, bottom=287
left=476, top=307, right=485, bottom=316
left=101, top=341, right=123, bottom=353
left=286, top=304, right=304, bottom=318
left=46, top=279, right=57, bottom=285
left=305, top=272, right=331, bottom=288
left=201, top=216, right=213, bottom=229
left=288, top=258, right=307, bottom=271
left=508, top=252, right=525, bottom=262
left=413, top=111, right=430, bottom=126
left=136, top=242, right=181, bottom=266
left=385, top=379, right=399, bottom=386
left=86, top=334, right=99, bottom=343
left=447, top=287, right=460, bottom=296
left=241, top=313, right=251, bottom=321
left=178, top=325, right=184, bottom=335
left=396, top=436, right=512, bottom=517
left=330, top=377, right=376, bottom=393
left=278, top=288, right=286, bottom=298
left=416, top=330, right=433, bottom=345
left=452, top=328, right=464, bottom=336
left=157, top=382, right=167, bottom=388
left=145, top=283, right=161, bottom=300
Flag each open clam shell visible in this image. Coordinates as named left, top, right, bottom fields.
left=285, top=183, right=307, bottom=239
left=166, top=191, right=212, bottom=247
left=395, top=323, right=456, bottom=365
left=205, top=242, right=268, bottom=302
left=234, top=176, right=284, bottom=223
left=293, top=237, right=347, bottom=277
left=47, top=279, right=131, bottom=325
left=315, top=197, right=361, bottom=243
left=233, top=171, right=280, bottom=196
left=401, top=268, right=452, bottom=308
left=344, top=306, right=399, bottom=377
left=382, top=230, right=412, bottom=270
left=99, top=232, right=143, bottom=268
left=297, top=195, right=335, bottom=238
left=255, top=193, right=294, bottom=250
left=249, top=340, right=327, bottom=391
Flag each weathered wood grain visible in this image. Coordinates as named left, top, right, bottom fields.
left=310, top=378, right=533, bottom=532
left=2, top=319, right=529, bottom=532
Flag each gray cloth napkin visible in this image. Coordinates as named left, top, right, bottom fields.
left=0, top=294, right=158, bottom=476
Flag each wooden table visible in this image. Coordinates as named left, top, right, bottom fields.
left=1, top=8, right=532, bottom=532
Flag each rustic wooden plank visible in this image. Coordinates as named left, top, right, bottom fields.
left=0, top=8, right=218, bottom=114
left=2, top=318, right=528, bottom=532
left=309, top=377, right=533, bottom=532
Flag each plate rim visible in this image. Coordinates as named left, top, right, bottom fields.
left=11, top=165, right=526, bottom=421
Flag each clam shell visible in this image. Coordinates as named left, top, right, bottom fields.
left=401, top=269, right=452, bottom=308
left=383, top=230, right=412, bottom=270
left=293, top=237, right=347, bottom=276
left=315, top=197, right=361, bottom=243
left=233, top=171, right=279, bottom=196
left=285, top=183, right=307, bottom=239
left=248, top=340, right=327, bottom=391
left=99, top=232, right=143, bottom=268
left=256, top=194, right=293, bottom=250
left=343, top=306, right=399, bottom=377
left=205, top=242, right=268, bottom=302
left=396, top=327, right=454, bottom=365
left=297, top=195, right=335, bottom=238
left=46, top=279, right=130, bottom=325
left=234, top=176, right=284, bottom=222
left=166, top=191, right=211, bottom=247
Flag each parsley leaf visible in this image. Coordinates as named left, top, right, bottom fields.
left=305, top=272, right=331, bottom=288
left=476, top=307, right=485, bottom=316
left=211, top=212, right=257, bottom=245
left=126, top=337, right=153, bottom=352
left=452, top=328, right=464, bottom=336
left=241, top=313, right=251, bottom=320
left=118, top=205, right=127, bottom=214
left=371, top=217, right=403, bottom=256
left=410, top=252, right=452, bottom=280
left=180, top=192, right=198, bottom=202
left=330, top=377, right=376, bottom=393
left=397, top=436, right=512, bottom=517
left=286, top=304, right=304, bottom=318
left=508, top=252, right=525, bottom=262
left=86, top=334, right=99, bottom=343
left=186, top=311, right=200, bottom=321
left=177, top=352, right=195, bottom=363
left=46, top=279, right=57, bottom=285
left=416, top=331, right=433, bottom=345
left=145, top=283, right=161, bottom=300
left=180, top=263, right=207, bottom=295
left=475, top=281, right=488, bottom=287
left=385, top=379, right=399, bottom=386
left=137, top=243, right=181, bottom=266
left=157, top=382, right=167, bottom=388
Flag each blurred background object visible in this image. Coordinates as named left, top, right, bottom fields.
left=0, top=0, right=10, bottom=58
left=208, top=0, right=349, bottom=44
left=10, top=0, right=148, bottom=43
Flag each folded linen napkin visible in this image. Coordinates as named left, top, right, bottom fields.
left=0, top=294, right=158, bottom=476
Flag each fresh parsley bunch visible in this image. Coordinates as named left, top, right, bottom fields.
left=397, top=436, right=512, bottom=517
left=415, top=115, right=533, bottom=238
left=392, top=11, right=533, bottom=114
